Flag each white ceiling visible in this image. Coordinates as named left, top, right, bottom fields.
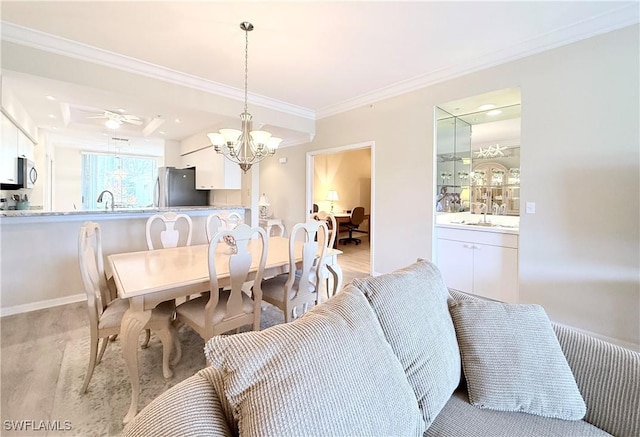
left=1, top=1, right=637, bottom=150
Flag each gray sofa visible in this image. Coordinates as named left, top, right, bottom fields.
left=122, top=260, right=639, bottom=437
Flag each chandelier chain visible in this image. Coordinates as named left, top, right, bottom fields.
left=243, top=26, right=249, bottom=114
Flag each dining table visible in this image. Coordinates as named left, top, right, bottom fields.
left=108, top=235, right=343, bottom=423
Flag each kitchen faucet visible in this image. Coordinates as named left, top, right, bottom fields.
left=97, top=190, right=115, bottom=211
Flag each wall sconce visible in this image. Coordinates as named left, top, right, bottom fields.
left=327, top=190, right=339, bottom=213
left=258, top=193, right=270, bottom=219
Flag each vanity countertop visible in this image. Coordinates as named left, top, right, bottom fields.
left=435, top=222, right=519, bottom=235
left=435, top=212, right=519, bottom=235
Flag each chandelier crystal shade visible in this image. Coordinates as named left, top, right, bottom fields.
left=207, top=22, right=282, bottom=173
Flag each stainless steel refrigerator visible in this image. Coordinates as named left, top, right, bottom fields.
left=155, top=167, right=208, bottom=207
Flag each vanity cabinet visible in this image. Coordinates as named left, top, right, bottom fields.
left=436, top=226, right=518, bottom=303
left=182, top=146, right=241, bottom=190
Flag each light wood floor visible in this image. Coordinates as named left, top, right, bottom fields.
left=0, top=242, right=370, bottom=433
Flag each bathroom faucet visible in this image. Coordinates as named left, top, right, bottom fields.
left=97, top=190, right=115, bottom=211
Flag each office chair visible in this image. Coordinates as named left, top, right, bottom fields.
left=339, top=206, right=365, bottom=245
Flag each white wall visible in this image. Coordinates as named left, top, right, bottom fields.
left=259, top=25, right=639, bottom=349
left=53, top=146, right=82, bottom=211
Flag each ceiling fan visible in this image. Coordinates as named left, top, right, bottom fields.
left=87, top=110, right=143, bottom=129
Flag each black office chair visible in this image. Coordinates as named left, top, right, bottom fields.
left=339, top=207, right=365, bottom=245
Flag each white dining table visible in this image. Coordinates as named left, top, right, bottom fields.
left=108, top=236, right=343, bottom=423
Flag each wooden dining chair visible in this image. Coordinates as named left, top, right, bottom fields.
left=205, top=211, right=243, bottom=243
left=175, top=224, right=268, bottom=340
left=145, top=212, right=193, bottom=250
left=261, top=220, right=329, bottom=322
left=311, top=211, right=337, bottom=249
left=78, top=221, right=180, bottom=393
left=311, top=211, right=339, bottom=297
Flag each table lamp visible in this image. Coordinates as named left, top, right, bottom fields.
left=327, top=190, right=339, bottom=213
left=258, top=193, right=270, bottom=219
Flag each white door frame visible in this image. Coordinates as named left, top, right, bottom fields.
left=305, top=141, right=375, bottom=274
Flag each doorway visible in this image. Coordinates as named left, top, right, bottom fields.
left=306, top=141, right=375, bottom=278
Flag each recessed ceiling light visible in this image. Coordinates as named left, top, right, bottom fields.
left=117, top=108, right=126, bottom=113
left=479, top=104, right=496, bottom=111
left=487, top=109, right=502, bottom=116
left=174, top=118, right=182, bottom=123
left=46, top=95, right=56, bottom=101
left=48, top=114, right=56, bottom=119
left=159, top=131, right=166, bottom=135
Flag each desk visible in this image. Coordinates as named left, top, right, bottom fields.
left=333, top=212, right=370, bottom=246
left=109, top=236, right=342, bottom=423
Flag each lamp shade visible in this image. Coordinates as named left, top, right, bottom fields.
left=258, top=193, right=270, bottom=206
left=327, top=190, right=339, bottom=201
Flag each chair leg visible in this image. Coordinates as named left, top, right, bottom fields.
left=96, top=337, right=109, bottom=364
left=155, top=327, right=174, bottom=379
left=81, top=337, right=99, bottom=394
left=141, top=328, right=151, bottom=349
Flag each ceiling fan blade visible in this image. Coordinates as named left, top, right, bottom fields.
left=86, top=115, right=109, bottom=119
left=123, top=119, right=143, bottom=126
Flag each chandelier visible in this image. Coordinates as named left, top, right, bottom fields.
left=207, top=22, right=282, bottom=173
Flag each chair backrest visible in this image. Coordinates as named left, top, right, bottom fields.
left=312, top=203, right=319, bottom=213
left=78, top=221, right=110, bottom=328
left=205, top=212, right=244, bottom=242
left=311, top=211, right=337, bottom=249
left=205, top=224, right=268, bottom=337
left=146, top=212, right=193, bottom=249
left=285, top=220, right=328, bottom=310
left=350, top=206, right=366, bottom=226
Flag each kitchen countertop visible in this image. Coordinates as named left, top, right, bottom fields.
left=0, top=205, right=249, bottom=223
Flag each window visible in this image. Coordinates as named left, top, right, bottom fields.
left=82, top=153, right=158, bottom=210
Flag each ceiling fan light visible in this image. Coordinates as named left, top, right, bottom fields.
left=220, top=129, right=241, bottom=144
left=250, top=130, right=272, bottom=145
left=105, top=119, right=121, bottom=129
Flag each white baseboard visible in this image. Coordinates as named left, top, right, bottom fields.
left=1, top=293, right=86, bottom=318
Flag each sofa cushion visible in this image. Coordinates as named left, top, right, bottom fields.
left=425, top=388, right=609, bottom=437
left=351, top=259, right=461, bottom=428
left=204, top=285, right=425, bottom=437
left=122, top=367, right=234, bottom=437
left=448, top=299, right=586, bottom=420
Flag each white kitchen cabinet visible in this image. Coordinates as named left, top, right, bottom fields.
left=436, top=226, right=518, bottom=303
left=1, top=113, right=19, bottom=184
left=17, top=129, right=35, bottom=161
left=182, top=146, right=241, bottom=190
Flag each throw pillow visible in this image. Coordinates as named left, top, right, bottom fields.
left=204, top=285, right=425, bottom=437
left=352, top=259, right=461, bottom=428
left=448, top=299, right=587, bottom=420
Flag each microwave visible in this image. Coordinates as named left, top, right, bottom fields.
left=1, top=157, right=37, bottom=189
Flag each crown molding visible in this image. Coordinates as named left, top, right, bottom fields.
left=316, top=4, right=639, bottom=119
left=1, top=22, right=316, bottom=121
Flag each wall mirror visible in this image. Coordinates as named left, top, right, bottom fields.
left=435, top=88, right=521, bottom=216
